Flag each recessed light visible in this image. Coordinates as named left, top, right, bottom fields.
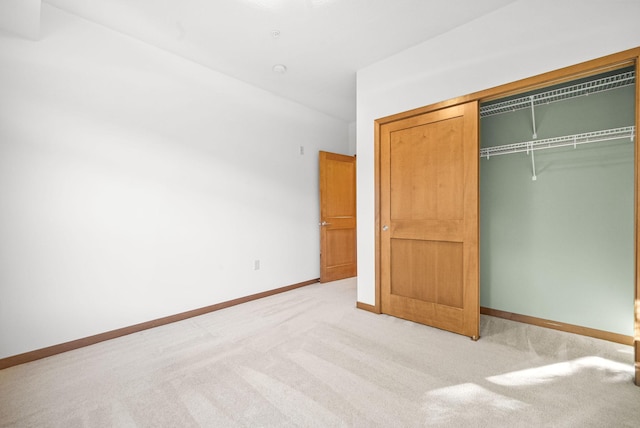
left=272, top=64, right=287, bottom=74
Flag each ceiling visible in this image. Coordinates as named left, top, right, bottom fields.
left=41, top=0, right=517, bottom=122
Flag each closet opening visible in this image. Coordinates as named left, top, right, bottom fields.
left=478, top=65, right=636, bottom=344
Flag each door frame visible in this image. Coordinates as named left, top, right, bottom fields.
left=371, top=47, right=640, bottom=386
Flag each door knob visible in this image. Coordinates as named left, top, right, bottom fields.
left=320, top=221, right=332, bottom=226
left=382, top=225, right=389, bottom=231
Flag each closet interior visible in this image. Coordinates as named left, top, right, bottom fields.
left=479, top=67, right=636, bottom=338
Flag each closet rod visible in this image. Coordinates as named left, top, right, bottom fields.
left=480, top=70, right=635, bottom=117
left=480, top=126, right=635, bottom=159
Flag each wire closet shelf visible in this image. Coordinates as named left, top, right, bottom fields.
left=479, top=70, right=635, bottom=118
left=480, top=126, right=635, bottom=159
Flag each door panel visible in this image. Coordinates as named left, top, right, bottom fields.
left=326, top=228, right=356, bottom=266
left=390, top=239, right=463, bottom=308
left=319, top=151, right=357, bottom=283
left=390, top=117, right=464, bottom=221
left=380, top=102, right=479, bottom=338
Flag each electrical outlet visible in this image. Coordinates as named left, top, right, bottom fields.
left=299, top=146, right=304, bottom=155
left=254, top=260, right=260, bottom=270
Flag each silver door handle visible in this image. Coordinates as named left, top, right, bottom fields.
left=320, top=221, right=332, bottom=226
left=382, top=225, right=389, bottom=231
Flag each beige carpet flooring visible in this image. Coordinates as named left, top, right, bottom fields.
left=1, top=278, right=638, bottom=427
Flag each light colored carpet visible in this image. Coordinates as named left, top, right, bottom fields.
left=1, top=278, right=638, bottom=427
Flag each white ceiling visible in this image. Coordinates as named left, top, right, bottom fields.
left=0, top=0, right=40, bottom=39
left=42, top=0, right=517, bottom=122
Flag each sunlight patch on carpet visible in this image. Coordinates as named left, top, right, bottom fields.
left=421, top=383, right=527, bottom=423
left=486, top=356, right=633, bottom=387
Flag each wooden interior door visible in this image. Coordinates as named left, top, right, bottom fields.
left=319, top=151, right=357, bottom=283
left=380, top=102, right=479, bottom=338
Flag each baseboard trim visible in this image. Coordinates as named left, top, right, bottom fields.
left=0, top=278, right=319, bottom=370
left=481, top=307, right=633, bottom=346
left=635, top=340, right=640, bottom=386
left=356, top=301, right=380, bottom=314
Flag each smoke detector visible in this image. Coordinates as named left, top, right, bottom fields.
left=272, top=64, right=287, bottom=74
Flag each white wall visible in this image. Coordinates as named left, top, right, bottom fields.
left=356, top=0, right=640, bottom=305
left=0, top=5, right=349, bottom=359
left=348, top=122, right=357, bottom=156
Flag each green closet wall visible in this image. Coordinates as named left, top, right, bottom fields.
left=480, top=73, right=635, bottom=336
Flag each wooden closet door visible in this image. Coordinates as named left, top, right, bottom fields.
left=380, top=102, right=479, bottom=338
